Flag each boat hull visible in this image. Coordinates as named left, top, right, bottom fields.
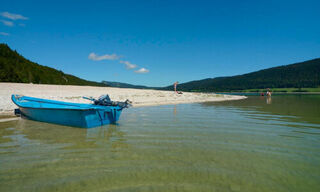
left=12, top=95, right=123, bottom=128
left=19, top=107, right=122, bottom=128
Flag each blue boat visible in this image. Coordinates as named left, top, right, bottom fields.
left=11, top=94, right=131, bottom=128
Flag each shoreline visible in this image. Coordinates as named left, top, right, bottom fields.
left=217, top=92, right=320, bottom=95
left=0, top=83, right=246, bottom=116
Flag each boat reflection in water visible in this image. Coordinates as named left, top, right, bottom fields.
left=13, top=119, right=128, bottom=151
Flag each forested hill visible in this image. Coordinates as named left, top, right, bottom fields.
left=1, top=43, right=319, bottom=91
left=0, top=44, right=106, bottom=86
left=164, top=58, right=320, bottom=92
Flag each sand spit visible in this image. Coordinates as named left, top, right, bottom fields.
left=0, top=83, right=246, bottom=115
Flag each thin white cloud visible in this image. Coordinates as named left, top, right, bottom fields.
left=135, top=68, right=150, bottom=74
left=1, top=20, right=14, bottom=26
left=88, top=52, right=147, bottom=73
left=88, top=52, right=120, bottom=61
left=0, top=32, right=9, bottom=36
left=1, top=12, right=28, bottom=20
left=120, top=60, right=137, bottom=69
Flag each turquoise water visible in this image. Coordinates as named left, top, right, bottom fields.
left=1, top=95, right=320, bottom=191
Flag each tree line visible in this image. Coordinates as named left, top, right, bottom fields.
left=163, top=58, right=320, bottom=92
left=0, top=44, right=105, bottom=87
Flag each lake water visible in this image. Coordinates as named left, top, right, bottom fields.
left=1, top=95, right=320, bottom=191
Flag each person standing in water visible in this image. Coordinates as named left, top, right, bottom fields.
left=266, top=88, right=272, bottom=97
left=173, top=81, right=179, bottom=93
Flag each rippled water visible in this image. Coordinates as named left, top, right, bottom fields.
left=1, top=95, right=320, bottom=191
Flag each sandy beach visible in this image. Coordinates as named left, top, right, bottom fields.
left=0, top=83, right=246, bottom=116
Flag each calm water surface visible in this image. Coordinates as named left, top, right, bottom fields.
left=1, top=95, right=320, bottom=191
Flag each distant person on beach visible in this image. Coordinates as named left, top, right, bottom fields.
left=174, top=81, right=179, bottom=93
left=173, top=81, right=183, bottom=94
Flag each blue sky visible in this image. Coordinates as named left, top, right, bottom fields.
left=1, top=0, right=319, bottom=87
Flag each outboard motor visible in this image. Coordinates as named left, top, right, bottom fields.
left=83, top=95, right=132, bottom=109
left=94, top=95, right=112, bottom=106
